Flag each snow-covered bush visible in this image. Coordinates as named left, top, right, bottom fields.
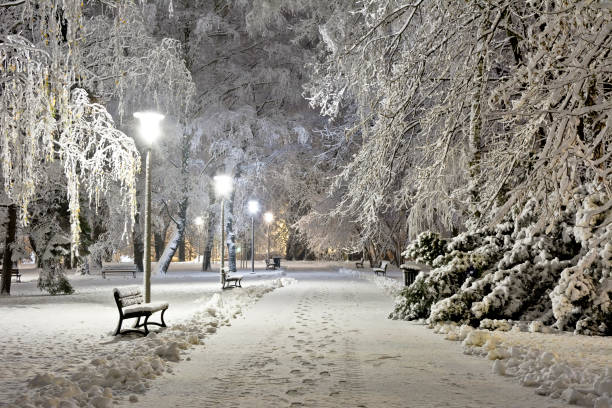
left=37, top=232, right=74, bottom=296
left=550, top=188, right=611, bottom=335
left=402, top=231, right=448, bottom=266
left=392, top=191, right=611, bottom=334
left=38, top=264, right=74, bottom=295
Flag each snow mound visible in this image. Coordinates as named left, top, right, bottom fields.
left=433, top=322, right=612, bottom=407
left=11, top=279, right=295, bottom=407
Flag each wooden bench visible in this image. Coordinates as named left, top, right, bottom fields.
left=355, top=257, right=364, bottom=268
left=1, top=265, right=22, bottom=282
left=265, top=258, right=276, bottom=270
left=400, top=261, right=432, bottom=286
left=113, top=287, right=168, bottom=336
left=373, top=260, right=389, bottom=276
left=102, top=263, right=138, bottom=279
left=222, top=268, right=243, bottom=289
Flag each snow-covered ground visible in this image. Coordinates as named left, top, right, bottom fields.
left=1, top=262, right=609, bottom=408
left=0, top=261, right=298, bottom=408
left=343, top=267, right=612, bottom=408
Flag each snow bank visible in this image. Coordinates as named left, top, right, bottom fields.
left=338, top=268, right=404, bottom=297
left=433, top=321, right=612, bottom=408
left=10, top=278, right=296, bottom=408
left=349, top=263, right=611, bottom=408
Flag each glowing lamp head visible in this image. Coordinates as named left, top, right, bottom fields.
left=214, top=174, right=233, bottom=198
left=194, top=216, right=204, bottom=226
left=263, top=212, right=274, bottom=224
left=248, top=200, right=260, bottom=215
left=134, top=111, right=165, bottom=143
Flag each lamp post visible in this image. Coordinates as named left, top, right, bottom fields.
left=134, top=111, right=165, bottom=303
left=214, top=175, right=233, bottom=284
left=263, top=211, right=273, bottom=261
left=194, top=216, right=204, bottom=263
left=248, top=200, right=259, bottom=273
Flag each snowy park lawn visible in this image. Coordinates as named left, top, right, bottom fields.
left=0, top=261, right=295, bottom=408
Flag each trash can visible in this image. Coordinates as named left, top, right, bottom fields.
left=402, top=268, right=419, bottom=286
left=273, top=256, right=281, bottom=269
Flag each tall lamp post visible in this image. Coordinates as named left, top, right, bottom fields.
left=214, top=175, right=233, bottom=284
left=248, top=200, right=259, bottom=273
left=263, top=211, right=274, bottom=261
left=134, top=111, right=164, bottom=303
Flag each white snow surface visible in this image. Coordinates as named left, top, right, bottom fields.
left=2, top=262, right=609, bottom=408
left=0, top=262, right=293, bottom=408
left=129, top=264, right=574, bottom=407
left=347, top=267, right=612, bottom=408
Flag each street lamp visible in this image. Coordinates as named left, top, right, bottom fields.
left=263, top=211, right=274, bottom=261
left=214, top=175, right=233, bottom=284
left=248, top=200, right=259, bottom=273
left=194, top=216, right=204, bottom=264
left=134, top=111, right=164, bottom=303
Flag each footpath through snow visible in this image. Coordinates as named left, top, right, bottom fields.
left=129, top=269, right=570, bottom=408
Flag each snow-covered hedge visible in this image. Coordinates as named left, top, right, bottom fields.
left=392, top=188, right=611, bottom=335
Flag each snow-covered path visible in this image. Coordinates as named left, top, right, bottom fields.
left=130, top=272, right=568, bottom=408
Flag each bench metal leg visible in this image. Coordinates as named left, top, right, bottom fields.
left=114, top=317, right=123, bottom=336
left=143, top=315, right=150, bottom=336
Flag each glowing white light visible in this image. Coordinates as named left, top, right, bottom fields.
left=248, top=200, right=260, bottom=215
left=194, top=216, right=204, bottom=226
left=133, top=111, right=165, bottom=143
left=263, top=212, right=274, bottom=224
left=214, top=175, right=233, bottom=198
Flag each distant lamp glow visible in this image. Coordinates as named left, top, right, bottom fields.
left=214, top=175, right=233, bottom=198
left=133, top=111, right=165, bottom=143
left=194, top=216, right=204, bottom=226
left=248, top=200, right=260, bottom=215
left=263, top=212, right=274, bottom=224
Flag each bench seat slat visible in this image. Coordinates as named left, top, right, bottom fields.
left=123, top=301, right=169, bottom=314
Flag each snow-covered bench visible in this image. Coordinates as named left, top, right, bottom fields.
left=265, top=258, right=276, bottom=270
left=373, top=261, right=389, bottom=276
left=113, top=287, right=168, bottom=336
left=400, top=261, right=432, bottom=286
left=102, top=263, right=138, bottom=279
left=355, top=257, right=364, bottom=268
left=1, top=264, right=21, bottom=282
left=221, top=267, right=243, bottom=289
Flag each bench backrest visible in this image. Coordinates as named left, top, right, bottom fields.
left=103, top=264, right=138, bottom=271
left=113, top=287, right=143, bottom=309
left=380, top=261, right=389, bottom=270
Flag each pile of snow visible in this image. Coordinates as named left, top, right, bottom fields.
left=10, top=278, right=296, bottom=408
left=434, top=322, right=612, bottom=408
left=338, top=268, right=404, bottom=297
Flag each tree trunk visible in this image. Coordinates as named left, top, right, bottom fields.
left=154, top=231, right=165, bottom=261
left=202, top=184, right=216, bottom=271
left=1, top=205, right=17, bottom=295
left=178, top=236, right=186, bottom=262
left=202, top=213, right=215, bottom=271
left=155, top=126, right=193, bottom=273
